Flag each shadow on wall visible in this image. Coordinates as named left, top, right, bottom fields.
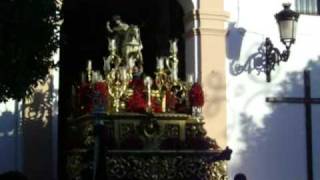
left=203, top=70, right=227, bottom=118
left=231, top=58, right=320, bottom=180
left=0, top=103, right=20, bottom=173
left=226, top=22, right=267, bottom=77
left=23, top=74, right=58, bottom=180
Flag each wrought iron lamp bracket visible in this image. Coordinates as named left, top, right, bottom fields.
left=265, top=37, right=291, bottom=82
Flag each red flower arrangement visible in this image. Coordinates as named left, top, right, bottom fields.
left=129, top=78, right=145, bottom=92
left=78, top=81, right=108, bottom=114
left=92, top=82, right=108, bottom=110
left=127, top=78, right=165, bottom=113
left=94, top=82, right=108, bottom=96
left=78, top=83, right=94, bottom=114
left=127, top=78, right=147, bottom=112
left=189, top=83, right=204, bottom=107
left=166, top=90, right=177, bottom=112
left=151, top=97, right=162, bottom=113
left=126, top=90, right=146, bottom=113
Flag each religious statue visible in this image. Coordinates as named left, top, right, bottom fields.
left=121, top=25, right=143, bottom=75
left=106, top=16, right=144, bottom=76
left=106, top=15, right=129, bottom=49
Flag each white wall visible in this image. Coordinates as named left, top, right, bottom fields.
left=225, top=0, right=320, bottom=179
left=0, top=100, right=23, bottom=173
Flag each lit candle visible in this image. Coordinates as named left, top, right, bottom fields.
left=144, top=76, right=153, bottom=111
left=87, top=60, right=92, bottom=71
left=87, top=60, right=93, bottom=83
left=97, top=72, right=103, bottom=81
left=144, top=76, right=153, bottom=90
left=92, top=72, right=98, bottom=83
left=156, top=57, right=164, bottom=70
left=128, top=58, right=135, bottom=69
left=187, top=74, right=194, bottom=84
left=103, top=58, right=109, bottom=72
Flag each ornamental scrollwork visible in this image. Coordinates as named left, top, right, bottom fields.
left=83, top=124, right=94, bottom=146
left=163, top=124, right=180, bottom=138
left=66, top=154, right=84, bottom=180
left=105, top=155, right=228, bottom=180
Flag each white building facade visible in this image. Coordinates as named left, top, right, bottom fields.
left=225, top=0, right=320, bottom=179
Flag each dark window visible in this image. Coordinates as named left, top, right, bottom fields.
left=295, top=0, right=319, bottom=15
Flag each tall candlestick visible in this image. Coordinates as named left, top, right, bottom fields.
left=144, top=76, right=153, bottom=112
left=87, top=60, right=92, bottom=83
left=120, top=67, right=127, bottom=81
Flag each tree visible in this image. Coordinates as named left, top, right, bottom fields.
left=0, top=0, right=60, bottom=102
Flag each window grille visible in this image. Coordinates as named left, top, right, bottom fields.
left=295, top=0, right=319, bottom=15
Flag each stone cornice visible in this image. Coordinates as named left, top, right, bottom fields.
left=198, top=28, right=227, bottom=36
left=185, top=28, right=227, bottom=38
left=184, top=10, right=229, bottom=24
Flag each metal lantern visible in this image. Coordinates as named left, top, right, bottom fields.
left=275, top=3, right=300, bottom=47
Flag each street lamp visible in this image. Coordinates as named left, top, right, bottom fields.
left=265, top=3, right=299, bottom=82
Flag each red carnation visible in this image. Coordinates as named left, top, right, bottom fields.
left=94, top=82, right=108, bottom=95
left=189, top=83, right=204, bottom=107
left=130, top=78, right=145, bottom=92
left=127, top=90, right=146, bottom=113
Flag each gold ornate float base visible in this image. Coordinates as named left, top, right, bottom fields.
left=66, top=113, right=231, bottom=180
left=67, top=150, right=229, bottom=180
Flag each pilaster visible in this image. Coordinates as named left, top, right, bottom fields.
left=184, top=0, right=229, bottom=147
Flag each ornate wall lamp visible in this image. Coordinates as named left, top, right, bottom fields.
left=265, top=3, right=299, bottom=82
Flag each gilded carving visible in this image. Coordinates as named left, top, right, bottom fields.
left=105, top=154, right=228, bottom=180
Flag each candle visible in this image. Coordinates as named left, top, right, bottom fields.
left=87, top=60, right=92, bottom=71
left=144, top=76, right=153, bottom=111
left=187, top=74, right=194, bottom=84
left=156, top=57, right=164, bottom=70
left=103, top=58, right=109, bottom=72
left=97, top=72, right=103, bottom=81
left=144, top=76, right=153, bottom=89
left=128, top=58, right=135, bottom=69
left=92, top=72, right=98, bottom=83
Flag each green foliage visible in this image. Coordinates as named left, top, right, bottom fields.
left=0, top=0, right=60, bottom=102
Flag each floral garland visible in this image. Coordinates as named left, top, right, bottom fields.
left=77, top=78, right=205, bottom=114
left=126, top=78, right=163, bottom=113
